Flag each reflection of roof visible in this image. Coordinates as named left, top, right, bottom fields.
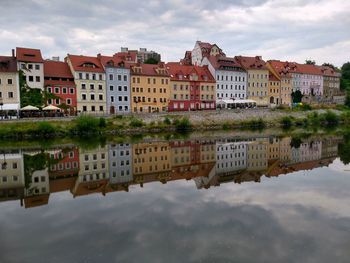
left=49, top=177, right=78, bottom=193
left=72, top=179, right=109, bottom=197
left=24, top=194, right=49, bottom=208
left=16, top=47, right=44, bottom=63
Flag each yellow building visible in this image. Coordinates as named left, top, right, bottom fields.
left=246, top=138, right=268, bottom=172
left=130, top=63, right=170, bottom=113
left=267, top=61, right=293, bottom=106
left=235, top=56, right=269, bottom=106
left=66, top=54, right=107, bottom=115
left=132, top=142, right=171, bottom=184
left=268, top=72, right=281, bottom=106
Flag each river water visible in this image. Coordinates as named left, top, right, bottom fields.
left=1, top=132, right=350, bottom=262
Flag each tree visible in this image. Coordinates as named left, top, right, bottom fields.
left=291, top=90, right=303, bottom=103
left=305, top=59, right=316, bottom=65
left=144, top=57, right=159, bottom=64
left=19, top=70, right=44, bottom=108
left=341, top=62, right=350, bottom=80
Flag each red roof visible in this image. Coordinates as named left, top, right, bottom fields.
left=235, top=56, right=267, bottom=70
left=320, top=66, right=341, bottom=77
left=67, top=54, right=104, bottom=73
left=16, top=47, right=44, bottom=63
left=0, top=56, right=17, bottom=73
left=268, top=60, right=323, bottom=76
left=207, top=56, right=242, bottom=71
left=131, top=63, right=170, bottom=77
left=97, top=54, right=133, bottom=69
left=166, top=62, right=215, bottom=82
left=44, top=60, right=73, bottom=78
left=196, top=41, right=225, bottom=57
left=114, top=51, right=138, bottom=63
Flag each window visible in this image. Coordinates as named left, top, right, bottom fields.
left=110, top=85, right=114, bottom=91
left=118, top=86, right=122, bottom=91
left=28, top=76, right=34, bottom=82
left=91, top=106, right=95, bottom=112
left=7, top=79, right=13, bottom=85
left=28, top=64, right=33, bottom=69
left=81, top=83, right=86, bottom=89
left=8, top=92, right=13, bottom=98
left=79, top=73, right=83, bottom=79
left=99, top=106, right=104, bottom=111
left=124, top=86, right=127, bottom=91
left=111, top=96, right=114, bottom=102
left=119, top=96, right=122, bottom=101
left=92, top=74, right=96, bottom=80
left=90, top=94, right=95, bottom=100
left=99, top=74, right=103, bottom=80
left=62, top=87, right=67, bottom=94
left=70, top=88, right=74, bottom=94
left=90, top=84, right=94, bottom=90
left=109, top=74, right=113, bottom=81
left=67, top=99, right=71, bottom=105
left=118, top=75, right=122, bottom=81
left=99, top=94, right=103, bottom=101
left=123, top=75, right=127, bottom=81
left=83, top=106, right=87, bottom=112
left=98, top=85, right=102, bottom=90
left=124, top=96, right=128, bottom=101
left=55, top=87, right=59, bottom=93
left=35, top=64, right=40, bottom=70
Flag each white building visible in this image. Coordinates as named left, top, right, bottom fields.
left=216, top=141, right=247, bottom=175
left=191, top=41, right=225, bottom=66
left=16, top=47, right=44, bottom=90
left=108, top=143, right=133, bottom=184
left=202, top=56, right=247, bottom=101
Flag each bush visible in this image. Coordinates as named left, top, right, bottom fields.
left=246, top=118, right=266, bottom=129
left=74, top=116, right=100, bottom=134
left=129, top=118, right=144, bottom=128
left=280, top=116, right=293, bottom=128
left=174, top=117, right=192, bottom=131
left=36, top=121, right=55, bottom=136
left=322, top=110, right=339, bottom=125
left=99, top=117, right=107, bottom=128
left=223, top=122, right=231, bottom=130
left=163, top=117, right=172, bottom=125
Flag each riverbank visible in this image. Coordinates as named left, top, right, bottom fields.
left=0, top=108, right=349, bottom=139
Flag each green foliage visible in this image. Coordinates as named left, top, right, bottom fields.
left=99, top=117, right=107, bottom=128
left=305, top=59, right=316, bottom=65
left=291, top=90, right=303, bottom=103
left=341, top=62, right=350, bottom=80
left=74, top=116, right=100, bottom=134
left=322, top=110, right=339, bottom=125
left=163, top=117, right=172, bottom=125
left=173, top=117, right=192, bottom=131
left=36, top=122, right=55, bottom=136
left=222, top=122, right=231, bottom=130
left=129, top=117, right=144, bottom=127
left=280, top=116, right=293, bottom=128
left=245, top=118, right=266, bottom=129
left=19, top=70, right=44, bottom=108
left=144, top=57, right=159, bottom=64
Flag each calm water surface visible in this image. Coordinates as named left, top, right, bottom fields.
left=1, top=133, right=350, bottom=263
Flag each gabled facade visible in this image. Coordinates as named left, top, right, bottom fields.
left=130, top=63, right=170, bottom=113
left=0, top=54, right=20, bottom=117
left=16, top=47, right=44, bottom=90
left=44, top=60, right=77, bottom=115
left=66, top=54, right=106, bottom=115
left=268, top=71, right=281, bottom=106
left=98, top=54, right=132, bottom=114
left=267, top=60, right=292, bottom=106
left=166, top=62, right=216, bottom=111
left=235, top=56, right=269, bottom=106
left=202, top=56, right=247, bottom=101
left=191, top=41, right=225, bottom=66
left=320, top=66, right=341, bottom=103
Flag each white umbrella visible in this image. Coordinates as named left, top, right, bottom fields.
left=21, top=105, right=39, bottom=111
left=43, top=105, right=60, bottom=111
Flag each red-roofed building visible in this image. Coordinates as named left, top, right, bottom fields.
left=235, top=56, right=269, bottom=106
left=180, top=51, right=192, bottom=66
left=66, top=54, right=107, bottom=114
left=320, top=66, right=342, bottom=103
left=130, top=63, right=170, bottom=113
left=44, top=60, right=77, bottom=115
left=16, top=47, right=44, bottom=90
left=191, top=41, right=225, bottom=66
left=166, top=62, right=216, bottom=111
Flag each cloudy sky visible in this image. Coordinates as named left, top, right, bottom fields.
left=0, top=0, right=349, bottom=66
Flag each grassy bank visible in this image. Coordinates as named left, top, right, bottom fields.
left=0, top=108, right=350, bottom=140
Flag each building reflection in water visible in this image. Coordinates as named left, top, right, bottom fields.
left=0, top=135, right=343, bottom=208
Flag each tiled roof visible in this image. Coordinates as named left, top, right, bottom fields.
left=207, top=56, right=242, bottom=71
left=97, top=54, right=133, bottom=69
left=197, top=41, right=225, bottom=57
left=114, top=51, right=138, bottom=63
left=320, top=66, right=341, bottom=77
left=131, top=63, right=170, bottom=77
left=0, top=56, right=17, bottom=73
left=268, top=60, right=324, bottom=76
left=235, top=56, right=267, bottom=70
left=44, top=79, right=76, bottom=87
left=44, top=60, right=73, bottom=78
left=67, top=54, right=104, bottom=73
left=166, top=62, right=215, bottom=82
left=16, top=47, right=44, bottom=63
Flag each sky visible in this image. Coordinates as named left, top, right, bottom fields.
left=0, top=0, right=349, bottom=67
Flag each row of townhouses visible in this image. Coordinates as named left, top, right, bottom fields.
left=0, top=42, right=344, bottom=117
left=0, top=135, right=341, bottom=208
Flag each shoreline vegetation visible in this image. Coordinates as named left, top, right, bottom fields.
left=1, top=106, right=350, bottom=140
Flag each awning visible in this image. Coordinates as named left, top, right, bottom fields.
left=21, top=105, right=40, bottom=111
left=43, top=105, right=60, bottom=111
left=0, top=103, right=20, bottom=111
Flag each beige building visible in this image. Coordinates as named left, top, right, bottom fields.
left=66, top=54, right=107, bottom=115
left=130, top=63, right=170, bottom=113
left=267, top=61, right=292, bottom=106
left=0, top=55, right=20, bottom=117
left=235, top=56, right=269, bottom=106
left=246, top=138, right=268, bottom=172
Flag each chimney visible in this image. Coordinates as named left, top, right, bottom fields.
left=12, top=49, right=15, bottom=58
